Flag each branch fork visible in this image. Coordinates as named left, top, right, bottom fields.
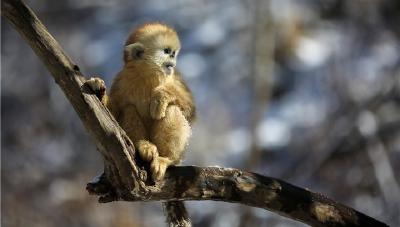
left=1, top=1, right=389, bottom=226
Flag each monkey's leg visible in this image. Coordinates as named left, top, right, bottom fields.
left=150, top=105, right=191, bottom=181
left=121, top=105, right=159, bottom=163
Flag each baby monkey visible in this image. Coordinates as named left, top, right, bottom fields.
left=86, top=23, right=195, bottom=181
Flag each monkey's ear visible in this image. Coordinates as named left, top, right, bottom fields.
left=124, top=43, right=145, bottom=61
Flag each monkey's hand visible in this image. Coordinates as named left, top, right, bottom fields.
left=86, top=77, right=106, bottom=100
left=150, top=90, right=174, bottom=120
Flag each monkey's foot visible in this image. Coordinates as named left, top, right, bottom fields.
left=137, top=140, right=159, bottom=162
left=151, top=156, right=172, bottom=181
left=85, top=77, right=106, bottom=99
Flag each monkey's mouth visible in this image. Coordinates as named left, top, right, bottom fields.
left=164, top=62, right=175, bottom=69
left=163, top=62, right=175, bottom=75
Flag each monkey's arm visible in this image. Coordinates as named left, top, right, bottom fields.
left=150, top=87, right=176, bottom=120
left=172, top=79, right=196, bottom=123
left=169, top=72, right=196, bottom=123
left=150, top=75, right=195, bottom=122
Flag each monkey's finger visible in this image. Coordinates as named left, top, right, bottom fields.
left=86, top=77, right=106, bottom=91
left=151, top=158, right=164, bottom=181
left=137, top=140, right=158, bottom=162
left=156, top=165, right=167, bottom=181
left=85, top=77, right=107, bottom=100
left=151, top=158, right=159, bottom=172
left=150, top=101, right=167, bottom=120
left=150, top=100, right=161, bottom=119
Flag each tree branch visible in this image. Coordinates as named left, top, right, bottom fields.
left=1, top=0, right=389, bottom=226
left=1, top=0, right=189, bottom=226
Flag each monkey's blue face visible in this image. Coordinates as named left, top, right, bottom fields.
left=153, top=46, right=180, bottom=75
left=124, top=42, right=180, bottom=76
left=142, top=31, right=181, bottom=75
left=124, top=27, right=181, bottom=76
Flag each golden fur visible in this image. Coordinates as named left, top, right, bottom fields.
left=86, top=23, right=195, bottom=181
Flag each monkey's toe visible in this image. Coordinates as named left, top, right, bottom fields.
left=86, top=77, right=106, bottom=98
left=137, top=140, right=158, bottom=162
left=151, top=158, right=166, bottom=181
left=86, top=77, right=105, bottom=90
left=150, top=157, right=171, bottom=181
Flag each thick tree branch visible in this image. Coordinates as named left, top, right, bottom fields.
left=88, top=167, right=389, bottom=227
left=1, top=1, right=389, bottom=226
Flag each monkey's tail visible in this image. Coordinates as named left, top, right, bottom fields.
left=162, top=201, right=192, bottom=227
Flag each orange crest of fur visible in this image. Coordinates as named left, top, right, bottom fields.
left=125, top=22, right=180, bottom=47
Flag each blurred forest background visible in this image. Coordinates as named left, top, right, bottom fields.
left=2, top=0, right=400, bottom=226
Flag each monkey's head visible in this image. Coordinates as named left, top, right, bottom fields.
left=124, top=23, right=181, bottom=76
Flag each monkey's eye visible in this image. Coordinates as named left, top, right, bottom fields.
left=164, top=48, right=172, bottom=54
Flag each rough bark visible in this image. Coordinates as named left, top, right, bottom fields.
left=1, top=0, right=389, bottom=226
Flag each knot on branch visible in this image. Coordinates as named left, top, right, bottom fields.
left=86, top=173, right=117, bottom=203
